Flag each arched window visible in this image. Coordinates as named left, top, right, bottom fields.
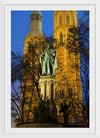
left=69, top=50, right=71, bottom=56
left=73, top=13, right=75, bottom=26
left=59, top=90, right=64, bottom=99
left=66, top=14, right=69, bottom=25
left=59, top=14, right=62, bottom=26
left=60, top=32, right=63, bottom=43
left=69, top=88, right=73, bottom=97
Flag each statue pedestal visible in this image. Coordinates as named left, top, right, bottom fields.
left=39, top=76, right=56, bottom=102
left=39, top=76, right=57, bottom=121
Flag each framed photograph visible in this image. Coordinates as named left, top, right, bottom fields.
left=0, top=0, right=98, bottom=137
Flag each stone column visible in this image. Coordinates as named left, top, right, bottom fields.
left=42, top=82, right=45, bottom=99
left=53, top=82, right=56, bottom=99
left=47, top=80, right=51, bottom=101
left=39, top=80, right=45, bottom=99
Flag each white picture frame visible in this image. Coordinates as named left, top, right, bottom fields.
left=0, top=0, right=98, bottom=137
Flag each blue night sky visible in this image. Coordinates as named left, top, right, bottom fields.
left=11, top=11, right=84, bottom=55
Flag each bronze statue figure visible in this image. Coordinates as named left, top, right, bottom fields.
left=40, top=44, right=57, bottom=76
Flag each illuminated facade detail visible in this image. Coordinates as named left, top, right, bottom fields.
left=54, top=11, right=83, bottom=124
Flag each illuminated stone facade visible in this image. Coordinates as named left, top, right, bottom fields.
left=21, top=11, right=44, bottom=122
left=54, top=11, right=83, bottom=124
left=21, top=11, right=83, bottom=125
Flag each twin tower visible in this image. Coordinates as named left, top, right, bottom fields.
left=22, top=11, right=82, bottom=125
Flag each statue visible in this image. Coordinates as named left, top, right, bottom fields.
left=40, top=44, right=57, bottom=76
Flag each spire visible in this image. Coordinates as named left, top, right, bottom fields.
left=26, top=10, right=43, bottom=37
left=31, top=11, right=42, bottom=16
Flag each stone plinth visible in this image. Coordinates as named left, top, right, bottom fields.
left=39, top=76, right=56, bottom=102
left=39, top=76, right=57, bottom=122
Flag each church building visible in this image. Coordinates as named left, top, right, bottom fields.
left=20, top=11, right=83, bottom=125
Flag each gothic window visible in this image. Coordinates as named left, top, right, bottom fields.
left=73, top=14, right=75, bottom=26
left=62, top=90, right=64, bottom=98
left=59, top=14, right=62, bottom=26
left=66, top=14, right=69, bottom=25
left=60, top=91, right=61, bottom=98
left=35, top=15, right=38, bottom=20
left=60, top=90, right=64, bottom=98
left=37, top=16, right=39, bottom=20
left=60, top=32, right=63, bottom=43
left=31, top=15, right=34, bottom=21
left=69, top=88, right=73, bottom=97
left=33, top=15, right=35, bottom=20
left=69, top=50, right=71, bottom=56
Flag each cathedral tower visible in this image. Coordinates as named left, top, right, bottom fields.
left=54, top=11, right=77, bottom=42
left=54, top=11, right=83, bottom=125
left=21, top=11, right=44, bottom=122
left=27, top=11, right=43, bottom=37
left=24, top=11, right=44, bottom=55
